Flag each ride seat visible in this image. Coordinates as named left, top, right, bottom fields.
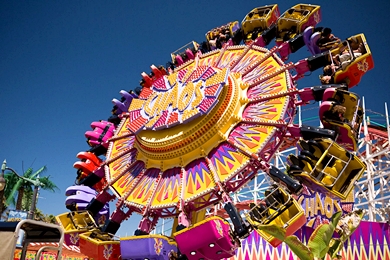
left=298, top=139, right=325, bottom=159
left=321, top=158, right=344, bottom=185
left=120, top=234, right=178, bottom=260
left=310, top=31, right=321, bottom=54
left=0, top=219, right=64, bottom=260
left=56, top=211, right=97, bottom=233
left=245, top=187, right=306, bottom=247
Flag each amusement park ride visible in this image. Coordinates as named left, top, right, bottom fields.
left=45, top=3, right=389, bottom=260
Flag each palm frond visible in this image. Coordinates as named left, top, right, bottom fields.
left=4, top=165, right=52, bottom=207
left=38, top=176, right=59, bottom=192
left=5, top=179, right=23, bottom=206
left=29, top=166, right=47, bottom=179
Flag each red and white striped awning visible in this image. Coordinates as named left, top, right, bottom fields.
left=15, top=242, right=88, bottom=259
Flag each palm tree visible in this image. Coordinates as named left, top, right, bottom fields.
left=4, top=166, right=59, bottom=211
left=3, top=170, right=20, bottom=209
left=34, top=208, right=45, bottom=221
left=44, top=214, right=57, bottom=224
left=34, top=208, right=57, bottom=224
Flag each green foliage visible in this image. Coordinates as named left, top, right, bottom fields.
left=307, top=211, right=342, bottom=258
left=327, top=209, right=365, bottom=258
left=285, top=236, right=314, bottom=260
left=254, top=210, right=363, bottom=260
left=34, top=208, right=57, bottom=224
left=4, top=166, right=59, bottom=210
left=21, top=189, right=33, bottom=211
left=253, top=223, right=286, bottom=241
left=3, top=171, right=20, bottom=207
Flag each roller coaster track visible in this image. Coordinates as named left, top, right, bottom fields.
left=154, top=105, right=390, bottom=233
left=223, top=108, right=390, bottom=222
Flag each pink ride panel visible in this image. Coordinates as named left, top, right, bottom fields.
left=174, top=216, right=237, bottom=260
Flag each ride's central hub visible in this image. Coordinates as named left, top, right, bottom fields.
left=128, top=65, right=249, bottom=170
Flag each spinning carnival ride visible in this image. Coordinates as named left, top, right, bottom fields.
left=56, top=3, right=381, bottom=260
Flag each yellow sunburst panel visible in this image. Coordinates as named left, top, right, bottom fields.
left=107, top=122, right=130, bottom=152
left=232, top=49, right=266, bottom=72
left=150, top=168, right=182, bottom=209
left=244, top=96, right=290, bottom=121
left=229, top=125, right=277, bottom=155
left=210, top=146, right=251, bottom=183
left=107, top=151, right=137, bottom=182
left=259, top=75, right=287, bottom=94
left=110, top=166, right=141, bottom=198
left=126, top=169, right=160, bottom=207
left=242, top=55, right=286, bottom=85
left=246, top=58, right=276, bottom=77
left=197, top=50, right=222, bottom=67
left=183, top=164, right=216, bottom=202
left=249, top=69, right=289, bottom=94
left=258, top=54, right=283, bottom=74
left=105, top=121, right=135, bottom=172
left=106, top=140, right=137, bottom=182
left=216, top=48, right=244, bottom=68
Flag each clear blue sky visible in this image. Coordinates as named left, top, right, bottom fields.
left=1, top=1, right=389, bottom=236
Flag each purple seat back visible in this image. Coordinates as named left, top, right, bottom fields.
left=120, top=235, right=178, bottom=260
left=112, top=90, right=137, bottom=115
left=64, top=185, right=110, bottom=223
left=65, top=185, right=97, bottom=196
left=310, top=32, right=321, bottom=54
left=303, top=26, right=315, bottom=54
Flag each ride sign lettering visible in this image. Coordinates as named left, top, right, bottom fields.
left=127, top=66, right=228, bottom=133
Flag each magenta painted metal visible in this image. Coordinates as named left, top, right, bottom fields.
left=174, top=217, right=238, bottom=260
left=85, top=120, right=115, bottom=148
